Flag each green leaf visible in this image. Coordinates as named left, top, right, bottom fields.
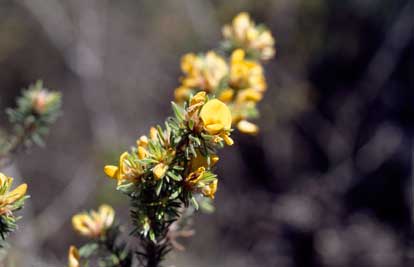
left=190, top=196, right=199, bottom=210
left=155, top=180, right=163, bottom=196
left=167, top=171, right=182, bottom=181
left=171, top=102, right=185, bottom=121
left=188, top=119, right=194, bottom=130
left=79, top=243, right=99, bottom=258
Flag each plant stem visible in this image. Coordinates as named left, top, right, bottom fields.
left=144, top=240, right=162, bottom=267
left=0, top=123, right=35, bottom=168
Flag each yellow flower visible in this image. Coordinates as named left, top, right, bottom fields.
left=72, top=204, right=115, bottom=238
left=68, top=246, right=80, bottom=267
left=185, top=167, right=218, bottom=199
left=137, top=146, right=148, bottom=159
left=178, top=51, right=228, bottom=95
left=136, top=135, right=149, bottom=147
left=199, top=99, right=232, bottom=135
left=218, top=88, right=235, bottom=103
left=153, top=163, right=168, bottom=180
left=230, top=49, right=266, bottom=93
left=104, top=152, right=142, bottom=185
left=236, top=88, right=263, bottom=103
left=201, top=179, right=218, bottom=199
left=190, top=152, right=219, bottom=170
left=190, top=91, right=207, bottom=107
left=174, top=86, right=192, bottom=103
left=223, top=12, right=275, bottom=61
left=237, top=120, right=259, bottom=135
left=0, top=172, right=28, bottom=216
left=149, top=127, right=158, bottom=141
left=187, top=91, right=207, bottom=117
left=185, top=167, right=205, bottom=186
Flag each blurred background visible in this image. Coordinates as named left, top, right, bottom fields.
left=0, top=0, right=413, bottom=266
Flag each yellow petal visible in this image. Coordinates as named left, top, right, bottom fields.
left=0, top=173, right=8, bottom=187
left=99, top=204, right=115, bottom=229
left=237, top=120, right=259, bottom=135
left=104, top=165, right=119, bottom=179
left=181, top=53, right=196, bottom=73
left=222, top=134, right=234, bottom=146
left=205, top=123, right=224, bottom=134
left=199, top=99, right=232, bottom=134
left=72, top=214, right=93, bottom=236
left=211, top=155, right=219, bottom=165
left=218, top=89, right=234, bottom=102
left=190, top=91, right=206, bottom=106
left=119, top=152, right=130, bottom=174
left=231, top=49, right=246, bottom=63
left=185, top=167, right=205, bottom=184
left=174, top=86, right=191, bottom=102
left=68, top=246, right=80, bottom=267
left=5, top=183, right=27, bottom=204
left=202, top=180, right=218, bottom=199
left=137, top=146, right=148, bottom=160
left=150, top=127, right=158, bottom=141
left=237, top=89, right=263, bottom=103
left=136, top=135, right=149, bottom=147
left=153, top=163, right=168, bottom=180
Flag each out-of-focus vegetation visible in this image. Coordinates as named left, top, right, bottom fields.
left=0, top=0, right=412, bottom=266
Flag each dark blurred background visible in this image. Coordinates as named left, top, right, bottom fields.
left=0, top=0, right=413, bottom=266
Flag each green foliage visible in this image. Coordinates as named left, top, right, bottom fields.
left=0, top=195, right=29, bottom=248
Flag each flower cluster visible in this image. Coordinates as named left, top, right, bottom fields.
left=69, top=205, right=131, bottom=267
left=0, top=172, right=28, bottom=245
left=104, top=93, right=232, bottom=199
left=222, top=12, right=275, bottom=61
left=174, top=12, right=275, bottom=135
left=72, top=204, right=115, bottom=238
left=0, top=81, right=61, bottom=168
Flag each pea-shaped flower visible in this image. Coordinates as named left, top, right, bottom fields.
left=199, top=99, right=231, bottom=134
left=199, top=99, right=233, bottom=145
left=185, top=167, right=218, bottom=199
left=0, top=172, right=28, bottom=216
left=72, top=204, right=115, bottom=238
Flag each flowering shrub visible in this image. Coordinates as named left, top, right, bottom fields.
left=69, top=12, right=275, bottom=267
